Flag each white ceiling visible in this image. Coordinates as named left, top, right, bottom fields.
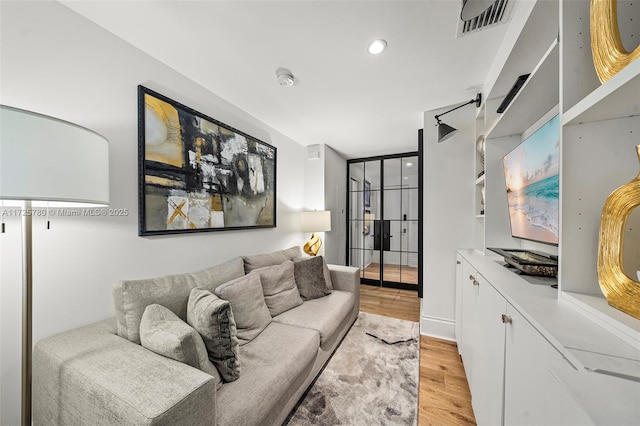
left=61, top=0, right=508, bottom=159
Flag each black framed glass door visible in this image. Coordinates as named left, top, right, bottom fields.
left=347, top=152, right=420, bottom=291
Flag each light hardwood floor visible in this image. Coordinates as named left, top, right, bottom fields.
left=359, top=285, right=476, bottom=426
left=362, top=263, right=418, bottom=285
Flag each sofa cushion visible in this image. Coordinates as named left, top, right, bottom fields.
left=216, top=321, right=319, bottom=426
left=215, top=273, right=272, bottom=345
left=294, top=255, right=333, bottom=290
left=242, top=246, right=301, bottom=273
left=272, top=290, right=355, bottom=346
left=252, top=261, right=303, bottom=316
left=112, top=257, right=245, bottom=344
left=293, top=256, right=332, bottom=300
left=187, top=288, right=240, bottom=383
left=139, top=304, right=222, bottom=387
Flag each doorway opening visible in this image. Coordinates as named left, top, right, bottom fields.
left=347, top=150, right=422, bottom=294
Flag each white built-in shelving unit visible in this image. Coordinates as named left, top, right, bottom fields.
left=458, top=0, right=640, bottom=423
left=558, top=0, right=640, bottom=347
left=473, top=0, right=640, bottom=346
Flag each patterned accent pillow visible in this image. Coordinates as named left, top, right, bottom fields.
left=293, top=256, right=332, bottom=301
left=294, top=255, right=333, bottom=290
left=215, top=273, right=272, bottom=345
left=252, top=260, right=303, bottom=316
left=140, top=303, right=222, bottom=386
left=187, top=288, right=240, bottom=382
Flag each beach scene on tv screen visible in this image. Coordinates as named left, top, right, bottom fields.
left=503, top=115, right=560, bottom=245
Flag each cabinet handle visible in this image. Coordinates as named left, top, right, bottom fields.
left=468, top=274, right=474, bottom=281
left=501, top=314, right=512, bottom=324
left=473, top=279, right=479, bottom=286
left=457, top=261, right=461, bottom=265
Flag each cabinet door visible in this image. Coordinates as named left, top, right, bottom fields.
left=459, top=259, right=479, bottom=384
left=455, top=254, right=463, bottom=350
left=470, top=275, right=507, bottom=426
left=503, top=303, right=562, bottom=425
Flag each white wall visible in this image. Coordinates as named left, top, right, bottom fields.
left=0, top=2, right=306, bottom=424
left=302, top=144, right=347, bottom=264
left=323, top=145, right=347, bottom=265
left=422, top=106, right=475, bottom=340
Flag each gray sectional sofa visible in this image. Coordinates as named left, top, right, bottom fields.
left=33, top=247, right=360, bottom=426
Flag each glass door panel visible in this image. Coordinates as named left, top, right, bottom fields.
left=347, top=154, right=419, bottom=291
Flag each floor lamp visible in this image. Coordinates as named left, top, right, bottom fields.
left=301, top=210, right=331, bottom=256
left=0, top=105, right=110, bottom=426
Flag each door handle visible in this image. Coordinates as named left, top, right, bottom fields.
left=501, top=314, right=512, bottom=324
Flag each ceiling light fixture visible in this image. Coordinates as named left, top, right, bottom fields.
left=434, top=93, right=482, bottom=143
left=367, top=39, right=387, bottom=55
left=276, top=67, right=295, bottom=87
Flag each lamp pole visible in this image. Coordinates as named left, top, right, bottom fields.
left=21, top=200, right=33, bottom=426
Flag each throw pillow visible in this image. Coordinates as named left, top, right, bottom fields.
left=187, top=288, right=240, bottom=382
left=294, top=255, right=333, bottom=290
left=293, top=256, right=332, bottom=301
left=242, top=246, right=302, bottom=273
left=139, top=304, right=221, bottom=381
left=214, top=273, right=272, bottom=345
left=252, top=260, right=303, bottom=316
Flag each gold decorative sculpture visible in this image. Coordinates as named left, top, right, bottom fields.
left=303, top=233, right=322, bottom=256
left=590, top=0, right=640, bottom=83
left=597, top=145, right=640, bottom=319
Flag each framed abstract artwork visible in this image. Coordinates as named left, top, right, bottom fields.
left=138, top=86, right=276, bottom=236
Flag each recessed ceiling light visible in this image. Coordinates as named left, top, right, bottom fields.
left=404, top=176, right=409, bottom=180
left=406, top=162, right=413, bottom=167
left=367, top=39, right=387, bottom=55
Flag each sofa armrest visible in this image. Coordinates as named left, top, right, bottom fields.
left=328, top=264, right=360, bottom=304
left=33, top=318, right=216, bottom=426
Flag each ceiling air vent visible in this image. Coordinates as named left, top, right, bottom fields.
left=456, top=0, right=513, bottom=37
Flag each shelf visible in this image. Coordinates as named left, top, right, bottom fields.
left=560, top=291, right=640, bottom=349
left=487, top=40, right=559, bottom=139
left=475, top=214, right=485, bottom=219
left=563, top=59, right=640, bottom=126
left=484, top=0, right=559, bottom=100
left=475, top=175, right=485, bottom=185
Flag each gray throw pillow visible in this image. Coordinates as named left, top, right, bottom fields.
left=187, top=288, right=240, bottom=382
left=294, top=255, right=333, bottom=290
left=253, top=260, right=303, bottom=316
left=139, top=304, right=221, bottom=382
left=215, top=273, right=272, bottom=345
left=242, top=246, right=302, bottom=273
left=293, top=256, right=332, bottom=300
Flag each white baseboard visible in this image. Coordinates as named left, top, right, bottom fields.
left=420, top=315, right=456, bottom=341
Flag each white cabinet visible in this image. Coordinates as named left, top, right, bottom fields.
left=459, top=258, right=479, bottom=385
left=470, top=273, right=507, bottom=426
left=503, top=303, right=563, bottom=425
left=456, top=250, right=640, bottom=425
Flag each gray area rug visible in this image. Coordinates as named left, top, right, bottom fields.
left=286, top=312, right=419, bottom=426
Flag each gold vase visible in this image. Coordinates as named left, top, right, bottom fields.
left=597, top=145, right=640, bottom=319
left=590, top=0, right=640, bottom=83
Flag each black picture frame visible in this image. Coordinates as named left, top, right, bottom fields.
left=138, top=86, right=276, bottom=236
left=364, top=180, right=371, bottom=207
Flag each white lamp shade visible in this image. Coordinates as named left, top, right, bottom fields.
left=0, top=105, right=110, bottom=205
left=301, top=210, right=331, bottom=232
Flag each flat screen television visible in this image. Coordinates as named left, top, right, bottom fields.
left=502, top=113, right=560, bottom=246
